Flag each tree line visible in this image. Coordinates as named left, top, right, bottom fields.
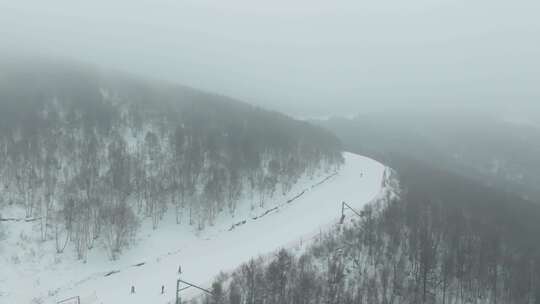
left=203, top=164, right=540, bottom=304
left=0, top=61, right=343, bottom=260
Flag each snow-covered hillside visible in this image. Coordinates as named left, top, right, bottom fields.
left=0, top=152, right=388, bottom=304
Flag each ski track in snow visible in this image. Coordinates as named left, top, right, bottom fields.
left=0, top=152, right=387, bottom=304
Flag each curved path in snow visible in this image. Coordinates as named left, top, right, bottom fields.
left=5, top=152, right=386, bottom=304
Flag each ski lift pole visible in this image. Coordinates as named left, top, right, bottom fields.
left=176, top=265, right=182, bottom=304
left=176, top=274, right=214, bottom=304
left=340, top=201, right=362, bottom=223
left=177, top=279, right=214, bottom=295
left=176, top=277, right=181, bottom=304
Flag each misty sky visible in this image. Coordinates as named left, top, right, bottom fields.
left=1, top=0, right=539, bottom=116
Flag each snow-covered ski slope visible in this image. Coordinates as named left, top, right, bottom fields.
left=0, top=152, right=388, bottom=304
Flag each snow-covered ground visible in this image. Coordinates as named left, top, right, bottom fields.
left=0, top=152, right=387, bottom=304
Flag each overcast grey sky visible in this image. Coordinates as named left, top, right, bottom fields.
left=1, top=0, right=539, bottom=116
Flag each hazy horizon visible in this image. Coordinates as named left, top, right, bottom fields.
left=1, top=0, right=539, bottom=118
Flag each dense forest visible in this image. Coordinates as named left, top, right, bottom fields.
left=201, top=116, right=540, bottom=304
left=0, top=60, right=343, bottom=260
left=204, top=158, right=540, bottom=304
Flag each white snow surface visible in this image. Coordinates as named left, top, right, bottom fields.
left=0, top=152, right=387, bottom=304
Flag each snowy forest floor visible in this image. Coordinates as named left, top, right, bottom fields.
left=0, top=152, right=386, bottom=304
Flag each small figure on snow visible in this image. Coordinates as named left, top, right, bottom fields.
left=161, top=285, right=165, bottom=294
left=131, top=285, right=136, bottom=294
left=178, top=265, right=182, bottom=275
